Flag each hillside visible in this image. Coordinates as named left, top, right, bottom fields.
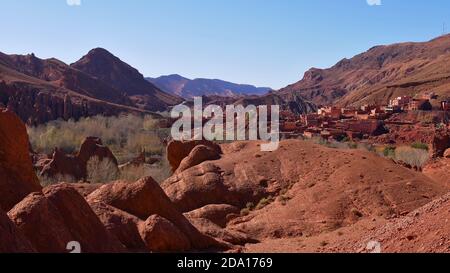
left=278, top=34, right=450, bottom=107
left=0, top=49, right=182, bottom=124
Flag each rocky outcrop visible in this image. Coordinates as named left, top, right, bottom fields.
left=0, top=82, right=145, bottom=126
left=184, top=204, right=240, bottom=228
left=8, top=184, right=125, bottom=253
left=8, top=193, right=76, bottom=253
left=0, top=108, right=42, bottom=211
left=166, top=140, right=222, bottom=172
left=0, top=209, right=35, bottom=253
left=163, top=140, right=448, bottom=247
left=40, top=137, right=118, bottom=181
left=77, top=137, right=118, bottom=165
left=176, top=145, right=222, bottom=174
left=89, top=201, right=146, bottom=252
left=87, top=177, right=225, bottom=251
left=139, top=215, right=191, bottom=252
left=432, top=131, right=450, bottom=158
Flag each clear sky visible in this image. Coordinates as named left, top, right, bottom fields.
left=1, top=0, right=449, bottom=89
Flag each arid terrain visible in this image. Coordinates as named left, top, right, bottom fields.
left=1, top=104, right=449, bottom=253
left=1, top=34, right=450, bottom=253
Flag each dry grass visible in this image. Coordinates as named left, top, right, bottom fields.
left=27, top=114, right=167, bottom=164
left=37, top=173, right=78, bottom=187
left=86, top=156, right=119, bottom=183
left=119, top=157, right=172, bottom=183
left=394, top=146, right=430, bottom=169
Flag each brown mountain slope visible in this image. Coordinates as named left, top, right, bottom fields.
left=0, top=52, right=130, bottom=105
left=0, top=49, right=181, bottom=124
left=279, top=34, right=450, bottom=107
left=0, top=62, right=156, bottom=125
left=71, top=48, right=183, bottom=111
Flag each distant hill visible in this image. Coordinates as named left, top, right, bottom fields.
left=0, top=49, right=182, bottom=124
left=147, top=74, right=272, bottom=99
left=71, top=48, right=183, bottom=111
left=278, top=34, right=450, bottom=107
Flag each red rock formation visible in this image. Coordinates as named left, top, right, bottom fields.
left=89, top=201, right=146, bottom=252
left=8, top=184, right=125, bottom=253
left=8, top=193, right=75, bottom=252
left=77, top=137, right=118, bottom=165
left=0, top=209, right=35, bottom=253
left=40, top=137, right=118, bottom=181
left=163, top=140, right=448, bottom=251
left=176, top=145, right=222, bottom=174
left=40, top=149, right=85, bottom=180
left=184, top=204, right=239, bottom=228
left=139, top=215, right=191, bottom=252
left=166, top=140, right=222, bottom=172
left=0, top=82, right=149, bottom=126
left=0, top=108, right=42, bottom=211
left=87, top=177, right=225, bottom=251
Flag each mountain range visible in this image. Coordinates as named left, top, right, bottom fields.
left=279, top=34, right=450, bottom=107
left=0, top=48, right=182, bottom=124
left=146, top=74, right=271, bottom=99
left=2, top=34, right=450, bottom=125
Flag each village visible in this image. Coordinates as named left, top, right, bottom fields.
left=280, top=93, right=450, bottom=142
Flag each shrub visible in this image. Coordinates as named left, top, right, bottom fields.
left=383, top=146, right=396, bottom=158
left=394, top=146, right=430, bottom=169
left=27, top=114, right=166, bottom=164
left=347, top=142, right=358, bottom=149
left=411, top=142, right=429, bottom=151
left=119, top=157, right=172, bottom=183
left=86, top=156, right=119, bottom=183
left=240, top=208, right=251, bottom=216
left=255, top=196, right=274, bottom=210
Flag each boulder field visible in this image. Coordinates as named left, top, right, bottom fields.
left=0, top=109, right=223, bottom=253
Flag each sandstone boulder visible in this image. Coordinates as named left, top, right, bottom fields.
left=87, top=177, right=224, bottom=251
left=8, top=193, right=74, bottom=252
left=0, top=209, right=35, bottom=253
left=139, top=215, right=191, bottom=252
left=9, top=184, right=125, bottom=253
left=89, top=201, right=146, bottom=252
left=40, top=149, right=85, bottom=180
left=77, top=137, right=118, bottom=165
left=162, top=162, right=268, bottom=213
left=187, top=217, right=258, bottom=247
left=184, top=204, right=240, bottom=228
left=0, top=108, right=42, bottom=211
left=176, top=145, right=222, bottom=174
left=40, top=137, right=119, bottom=181
left=166, top=140, right=222, bottom=171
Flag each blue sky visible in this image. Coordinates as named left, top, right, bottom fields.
left=0, top=0, right=449, bottom=89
